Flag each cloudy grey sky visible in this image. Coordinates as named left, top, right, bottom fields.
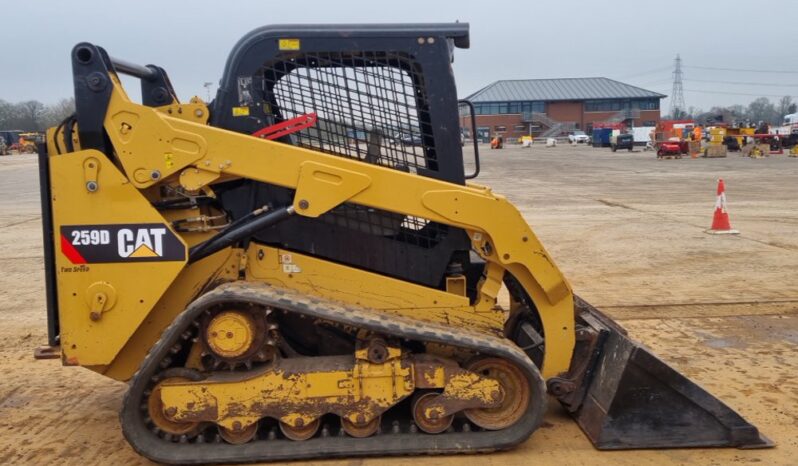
left=3, top=0, right=797, bottom=113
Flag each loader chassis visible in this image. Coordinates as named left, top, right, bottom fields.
left=39, top=23, right=770, bottom=464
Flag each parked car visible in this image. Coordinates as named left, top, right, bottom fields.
left=397, top=133, right=423, bottom=146
left=611, top=133, right=634, bottom=152
left=389, top=133, right=424, bottom=146
left=568, top=130, right=590, bottom=144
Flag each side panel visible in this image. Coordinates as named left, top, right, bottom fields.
left=103, top=248, right=241, bottom=381
left=50, top=149, right=186, bottom=366
left=37, top=141, right=59, bottom=346
left=245, top=244, right=505, bottom=333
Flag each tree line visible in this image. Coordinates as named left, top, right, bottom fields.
left=4, top=94, right=797, bottom=132
left=669, top=95, right=797, bottom=126
left=0, top=98, right=75, bottom=132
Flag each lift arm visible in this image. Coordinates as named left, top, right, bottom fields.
left=70, top=42, right=576, bottom=378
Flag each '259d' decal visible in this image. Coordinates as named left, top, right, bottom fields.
left=60, top=224, right=185, bottom=264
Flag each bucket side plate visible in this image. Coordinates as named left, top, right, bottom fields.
left=549, top=297, right=773, bottom=450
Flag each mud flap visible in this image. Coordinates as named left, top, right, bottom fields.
left=548, top=296, right=773, bottom=450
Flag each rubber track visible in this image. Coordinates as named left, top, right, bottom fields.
left=121, top=281, right=546, bottom=464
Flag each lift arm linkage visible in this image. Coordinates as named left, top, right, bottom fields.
left=100, top=76, right=575, bottom=377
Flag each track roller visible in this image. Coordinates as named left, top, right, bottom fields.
left=341, top=415, right=381, bottom=438
left=219, top=422, right=258, bottom=445
left=279, top=419, right=320, bottom=441
left=412, top=392, right=454, bottom=434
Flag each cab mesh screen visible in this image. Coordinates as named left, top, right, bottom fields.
left=260, top=52, right=447, bottom=250
left=264, top=52, right=436, bottom=173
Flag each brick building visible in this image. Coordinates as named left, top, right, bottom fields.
left=462, top=77, right=666, bottom=141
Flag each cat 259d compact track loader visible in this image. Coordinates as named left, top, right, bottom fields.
left=37, top=23, right=771, bottom=464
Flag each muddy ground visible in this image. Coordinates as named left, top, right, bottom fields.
left=0, top=145, right=796, bottom=465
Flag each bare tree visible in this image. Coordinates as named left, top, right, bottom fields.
left=682, top=99, right=795, bottom=127
left=0, top=98, right=76, bottom=132
left=40, top=98, right=75, bottom=129
left=0, top=99, right=14, bottom=129
left=696, top=106, right=738, bottom=125
left=669, top=108, right=688, bottom=120
left=11, top=100, right=46, bottom=131
left=777, top=96, right=796, bottom=119
left=746, top=97, right=778, bottom=125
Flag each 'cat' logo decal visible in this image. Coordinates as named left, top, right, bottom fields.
left=60, top=224, right=185, bottom=264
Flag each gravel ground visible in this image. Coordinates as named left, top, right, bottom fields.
left=0, top=145, right=796, bottom=465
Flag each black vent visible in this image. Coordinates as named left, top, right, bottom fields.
left=319, top=204, right=443, bottom=249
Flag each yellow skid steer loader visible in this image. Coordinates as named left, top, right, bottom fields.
left=36, top=23, right=771, bottom=463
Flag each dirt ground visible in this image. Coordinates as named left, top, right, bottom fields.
left=0, top=145, right=796, bottom=465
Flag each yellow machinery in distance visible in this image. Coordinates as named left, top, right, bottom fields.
left=37, top=24, right=770, bottom=464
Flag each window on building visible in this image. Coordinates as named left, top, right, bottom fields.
left=635, top=99, right=660, bottom=110
left=514, top=124, right=527, bottom=131
left=585, top=99, right=661, bottom=111
left=521, top=101, right=545, bottom=114
left=585, top=100, right=623, bottom=112
left=472, top=101, right=545, bottom=115
left=494, top=125, right=507, bottom=132
left=642, top=120, right=657, bottom=127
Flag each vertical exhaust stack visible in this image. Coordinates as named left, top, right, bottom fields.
left=549, top=297, right=773, bottom=449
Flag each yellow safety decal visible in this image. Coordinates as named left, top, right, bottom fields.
left=232, top=106, right=250, bottom=117
left=279, top=38, right=301, bottom=51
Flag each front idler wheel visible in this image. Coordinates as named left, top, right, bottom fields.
left=463, top=358, right=530, bottom=430
left=146, top=368, right=205, bottom=438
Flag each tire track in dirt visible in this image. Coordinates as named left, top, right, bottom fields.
left=0, top=216, right=39, bottom=229
left=600, top=300, right=798, bottom=320
left=593, top=197, right=798, bottom=252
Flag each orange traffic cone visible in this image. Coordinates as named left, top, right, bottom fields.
left=706, top=179, right=739, bottom=235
